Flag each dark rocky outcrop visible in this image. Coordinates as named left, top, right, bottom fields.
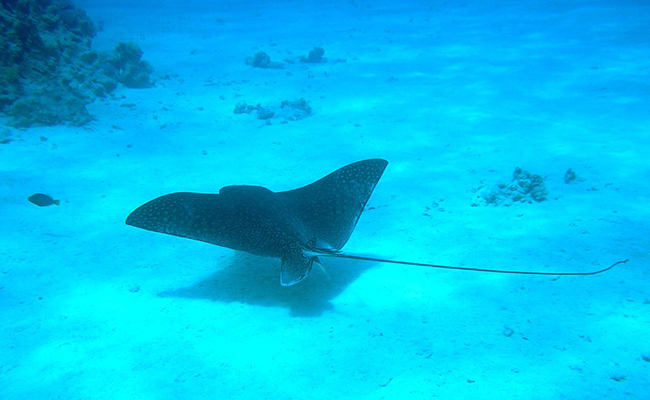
left=0, top=0, right=153, bottom=127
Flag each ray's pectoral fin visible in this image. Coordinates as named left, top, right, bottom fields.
left=281, top=248, right=319, bottom=286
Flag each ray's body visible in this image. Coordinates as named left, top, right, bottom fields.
left=127, top=159, right=387, bottom=285
left=126, top=159, right=625, bottom=286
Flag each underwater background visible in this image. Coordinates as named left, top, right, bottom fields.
left=1, top=0, right=648, bottom=398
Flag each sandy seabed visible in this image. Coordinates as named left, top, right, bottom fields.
left=1, top=0, right=648, bottom=399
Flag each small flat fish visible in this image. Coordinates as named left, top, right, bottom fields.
left=28, top=193, right=60, bottom=207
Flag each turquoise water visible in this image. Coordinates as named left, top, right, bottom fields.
left=1, top=0, right=648, bottom=399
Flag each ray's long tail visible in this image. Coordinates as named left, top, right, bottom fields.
left=321, top=254, right=628, bottom=276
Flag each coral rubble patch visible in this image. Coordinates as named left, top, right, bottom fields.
left=234, top=98, right=312, bottom=124
left=473, top=167, right=549, bottom=206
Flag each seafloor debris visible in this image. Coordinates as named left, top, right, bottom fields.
left=234, top=102, right=275, bottom=120
left=473, top=167, right=549, bottom=206
left=234, top=98, right=312, bottom=123
left=502, top=326, right=515, bottom=337
left=564, top=168, right=585, bottom=184
left=279, top=98, right=312, bottom=120
left=0, top=0, right=154, bottom=127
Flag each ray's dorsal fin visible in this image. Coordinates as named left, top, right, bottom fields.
left=278, top=158, right=388, bottom=251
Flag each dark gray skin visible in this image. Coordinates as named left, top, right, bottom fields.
left=126, top=159, right=388, bottom=285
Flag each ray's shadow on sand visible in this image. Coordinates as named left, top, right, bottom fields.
left=158, top=253, right=374, bottom=317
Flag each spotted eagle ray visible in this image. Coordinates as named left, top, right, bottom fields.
left=126, top=159, right=626, bottom=286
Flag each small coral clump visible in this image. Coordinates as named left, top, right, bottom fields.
left=245, top=52, right=283, bottom=69
left=109, top=42, right=154, bottom=88
left=300, top=47, right=326, bottom=63
left=474, top=167, right=548, bottom=206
